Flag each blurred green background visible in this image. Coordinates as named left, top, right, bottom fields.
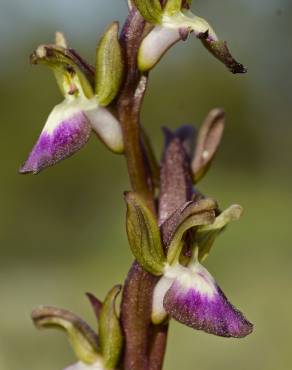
left=0, top=0, right=292, bottom=369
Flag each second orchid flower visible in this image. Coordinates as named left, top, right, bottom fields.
left=20, top=23, right=124, bottom=174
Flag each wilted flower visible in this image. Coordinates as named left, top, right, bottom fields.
left=20, top=23, right=124, bottom=174
left=132, top=0, right=246, bottom=73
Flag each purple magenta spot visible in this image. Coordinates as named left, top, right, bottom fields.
left=197, top=271, right=209, bottom=283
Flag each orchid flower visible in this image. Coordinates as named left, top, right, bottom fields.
left=31, top=287, right=122, bottom=370
left=125, top=191, right=253, bottom=338
left=20, top=23, right=124, bottom=174
left=132, top=0, right=246, bottom=73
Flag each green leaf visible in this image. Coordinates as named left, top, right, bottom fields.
left=99, top=285, right=123, bottom=369
left=197, top=204, right=243, bottom=261
left=31, top=306, right=100, bottom=364
left=132, top=0, right=163, bottom=23
left=95, top=22, right=124, bottom=106
left=166, top=199, right=216, bottom=265
left=125, top=192, right=166, bottom=275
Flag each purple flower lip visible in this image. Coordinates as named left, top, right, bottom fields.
left=153, top=262, right=253, bottom=338
left=20, top=94, right=124, bottom=175
left=20, top=103, right=92, bottom=174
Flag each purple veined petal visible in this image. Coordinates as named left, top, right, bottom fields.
left=138, top=25, right=183, bottom=72
left=20, top=97, right=94, bottom=174
left=163, top=263, right=253, bottom=338
left=64, top=361, right=105, bottom=370
left=86, top=107, right=124, bottom=154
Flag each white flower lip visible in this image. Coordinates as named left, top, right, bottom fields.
left=64, top=360, right=105, bottom=370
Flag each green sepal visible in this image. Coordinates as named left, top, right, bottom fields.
left=167, top=199, right=216, bottom=265
left=99, top=285, right=123, bottom=369
left=125, top=192, right=166, bottom=275
left=164, top=0, right=183, bottom=16
left=132, top=0, right=163, bottom=23
left=31, top=306, right=100, bottom=364
left=191, top=108, right=225, bottom=183
left=95, top=22, right=124, bottom=106
left=197, top=204, right=243, bottom=261
left=30, top=44, right=94, bottom=99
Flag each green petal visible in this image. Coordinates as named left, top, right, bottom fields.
left=197, top=205, right=243, bottom=261
left=166, top=199, right=216, bottom=265
left=30, top=44, right=94, bottom=99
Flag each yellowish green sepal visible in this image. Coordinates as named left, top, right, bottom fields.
left=125, top=192, right=166, bottom=276
left=132, top=0, right=163, bottom=23
left=95, top=22, right=124, bottom=106
left=99, top=285, right=123, bottom=369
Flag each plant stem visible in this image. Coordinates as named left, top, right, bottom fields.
left=118, top=74, right=153, bottom=206
left=117, top=9, right=168, bottom=370
left=118, top=9, right=153, bottom=208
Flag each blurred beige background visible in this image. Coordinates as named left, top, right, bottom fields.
left=0, top=0, right=292, bottom=369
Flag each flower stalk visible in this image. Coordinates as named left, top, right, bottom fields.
left=21, top=2, right=253, bottom=370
